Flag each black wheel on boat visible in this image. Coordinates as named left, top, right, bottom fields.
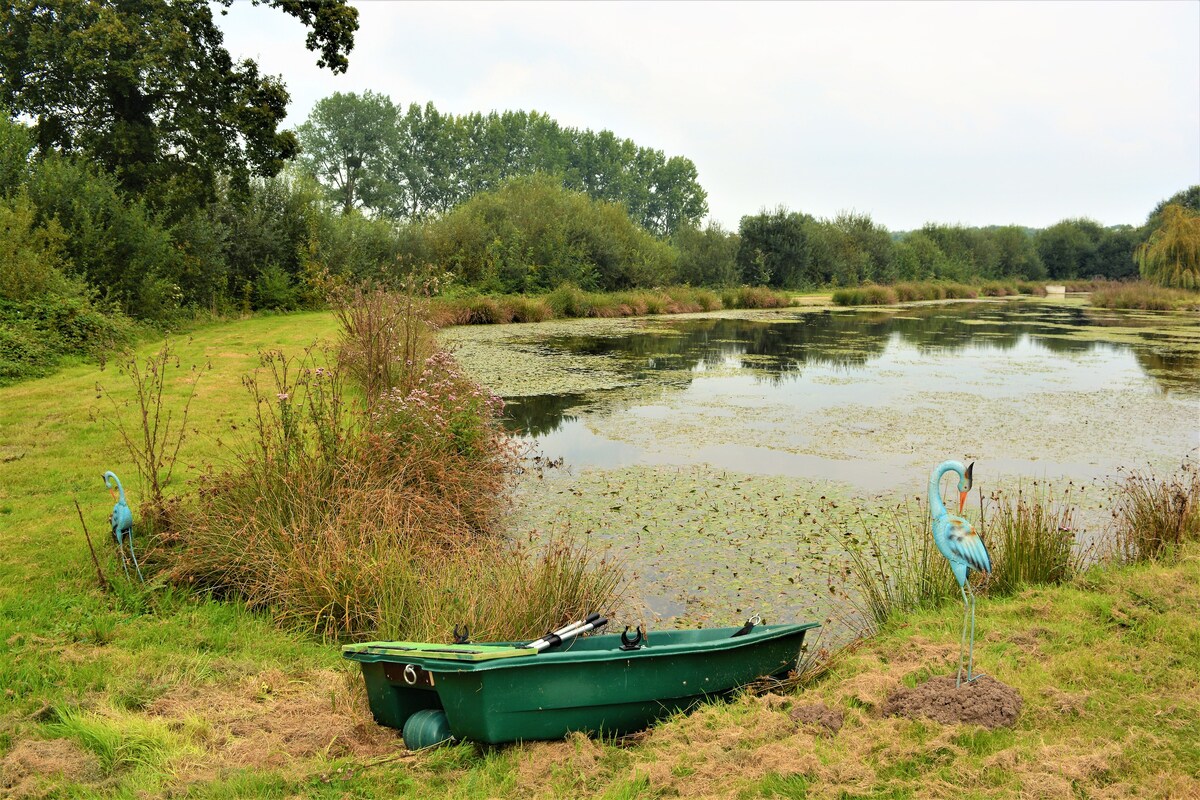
left=403, top=708, right=453, bottom=750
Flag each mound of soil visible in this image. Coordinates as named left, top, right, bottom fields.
left=789, top=702, right=844, bottom=735
left=882, top=675, right=1022, bottom=729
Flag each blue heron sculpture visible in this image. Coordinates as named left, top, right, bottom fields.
left=929, top=460, right=991, bottom=687
left=103, top=471, right=144, bottom=582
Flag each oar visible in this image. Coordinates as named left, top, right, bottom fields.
left=527, top=613, right=599, bottom=651
left=528, top=613, right=606, bottom=652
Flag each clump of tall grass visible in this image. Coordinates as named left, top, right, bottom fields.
left=979, top=280, right=1021, bottom=297
left=827, top=499, right=960, bottom=633
left=892, top=281, right=979, bottom=302
left=831, top=285, right=899, bottom=306
left=162, top=287, right=624, bottom=640
left=721, top=285, right=793, bottom=309
left=429, top=284, right=780, bottom=328
left=1113, top=462, right=1200, bottom=562
left=1089, top=282, right=1200, bottom=311
left=978, top=482, right=1084, bottom=596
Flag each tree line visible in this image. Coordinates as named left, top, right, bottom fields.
left=296, top=92, right=708, bottom=237
left=1, top=0, right=1197, bottom=384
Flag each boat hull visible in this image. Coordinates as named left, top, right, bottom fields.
left=344, top=623, right=817, bottom=744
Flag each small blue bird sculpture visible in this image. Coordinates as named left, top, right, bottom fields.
left=103, top=471, right=143, bottom=582
left=929, top=460, right=991, bottom=687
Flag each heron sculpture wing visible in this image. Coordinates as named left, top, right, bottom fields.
left=946, top=518, right=992, bottom=575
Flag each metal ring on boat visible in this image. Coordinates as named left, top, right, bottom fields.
left=403, top=664, right=418, bottom=685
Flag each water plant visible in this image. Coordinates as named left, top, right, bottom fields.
left=1113, top=461, right=1200, bottom=562
left=834, top=482, right=1091, bottom=632
left=977, top=482, right=1083, bottom=596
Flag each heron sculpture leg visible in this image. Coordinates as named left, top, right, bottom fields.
left=959, top=580, right=985, bottom=687
left=957, top=582, right=970, bottom=687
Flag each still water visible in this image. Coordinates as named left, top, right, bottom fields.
left=500, top=301, right=1199, bottom=492
left=445, top=299, right=1199, bottom=627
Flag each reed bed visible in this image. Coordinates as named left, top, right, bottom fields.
left=1088, top=281, right=1200, bottom=311
left=1113, top=462, right=1200, bottom=562
left=830, top=285, right=898, bottom=306
left=832, top=280, right=1026, bottom=306
left=833, top=482, right=1090, bottom=632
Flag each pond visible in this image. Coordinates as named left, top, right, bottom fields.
left=443, top=298, right=1200, bottom=632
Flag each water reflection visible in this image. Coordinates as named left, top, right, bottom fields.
left=501, top=302, right=1199, bottom=440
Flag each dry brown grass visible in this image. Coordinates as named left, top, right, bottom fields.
left=1, top=738, right=102, bottom=799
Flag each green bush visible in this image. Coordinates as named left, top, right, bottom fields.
left=426, top=175, right=675, bottom=293
left=0, top=292, right=133, bottom=383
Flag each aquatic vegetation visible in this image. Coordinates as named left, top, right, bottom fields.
left=1113, top=460, right=1200, bottom=562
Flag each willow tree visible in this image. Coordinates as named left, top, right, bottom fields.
left=1137, top=204, right=1200, bottom=289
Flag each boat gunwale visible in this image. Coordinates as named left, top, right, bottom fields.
left=342, top=622, right=818, bottom=673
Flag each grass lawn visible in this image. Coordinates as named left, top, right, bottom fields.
left=2, top=312, right=1197, bottom=798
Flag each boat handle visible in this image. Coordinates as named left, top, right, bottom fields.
left=403, top=664, right=418, bottom=685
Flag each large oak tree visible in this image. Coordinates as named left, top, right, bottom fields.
left=0, top=0, right=358, bottom=204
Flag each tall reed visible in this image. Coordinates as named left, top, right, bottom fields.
left=1113, top=462, right=1200, bottom=562
left=978, top=482, right=1082, bottom=596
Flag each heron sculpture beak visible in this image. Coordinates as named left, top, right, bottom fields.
left=959, top=490, right=968, bottom=514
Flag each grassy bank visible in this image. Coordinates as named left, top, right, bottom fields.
left=3, top=312, right=1198, bottom=798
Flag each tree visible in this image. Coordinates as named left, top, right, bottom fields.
left=737, top=208, right=814, bottom=287
left=296, top=91, right=400, bottom=215
left=1036, top=219, right=1104, bottom=279
left=673, top=222, right=740, bottom=286
left=0, top=0, right=358, bottom=204
left=991, top=226, right=1045, bottom=280
left=1137, top=204, right=1200, bottom=289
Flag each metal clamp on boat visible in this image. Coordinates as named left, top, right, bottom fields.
left=620, top=625, right=645, bottom=651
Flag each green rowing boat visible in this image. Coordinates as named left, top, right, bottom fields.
left=343, top=621, right=818, bottom=747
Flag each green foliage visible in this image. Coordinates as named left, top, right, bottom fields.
left=0, top=190, right=133, bottom=381
left=296, top=91, right=401, bottom=215
left=294, top=98, right=708, bottom=236
left=26, top=153, right=182, bottom=318
left=1136, top=204, right=1200, bottom=289
left=0, top=294, right=132, bottom=383
left=0, top=0, right=357, bottom=203
left=0, top=117, right=33, bottom=197
left=426, top=175, right=676, bottom=293
left=1034, top=218, right=1135, bottom=280
left=673, top=222, right=740, bottom=286
left=0, top=191, right=68, bottom=301
left=736, top=207, right=815, bottom=288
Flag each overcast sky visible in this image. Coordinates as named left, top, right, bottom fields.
left=217, top=0, right=1199, bottom=232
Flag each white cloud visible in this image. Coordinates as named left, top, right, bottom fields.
left=216, top=0, right=1200, bottom=230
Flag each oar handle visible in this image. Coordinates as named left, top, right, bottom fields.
left=527, top=613, right=601, bottom=650
left=534, top=617, right=608, bottom=652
